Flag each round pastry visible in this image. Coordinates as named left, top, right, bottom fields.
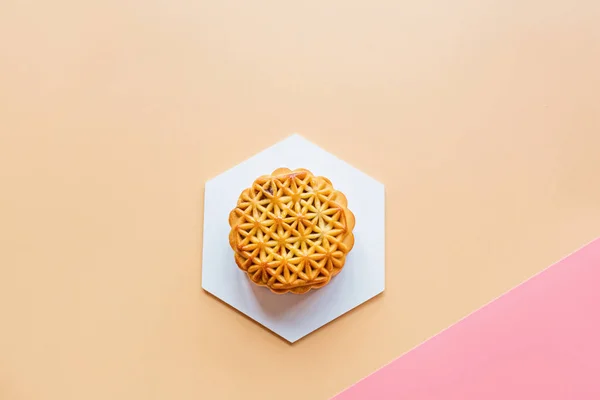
left=228, top=168, right=355, bottom=294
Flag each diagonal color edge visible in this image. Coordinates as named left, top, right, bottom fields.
left=332, top=236, right=600, bottom=400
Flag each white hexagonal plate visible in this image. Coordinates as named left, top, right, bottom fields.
left=202, top=134, right=385, bottom=342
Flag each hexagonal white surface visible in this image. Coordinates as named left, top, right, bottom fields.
left=202, top=134, right=385, bottom=342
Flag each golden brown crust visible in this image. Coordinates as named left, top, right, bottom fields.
left=228, top=168, right=355, bottom=294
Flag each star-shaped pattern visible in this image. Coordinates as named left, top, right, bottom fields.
left=228, top=168, right=355, bottom=294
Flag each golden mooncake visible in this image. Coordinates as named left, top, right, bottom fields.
left=228, top=168, right=355, bottom=294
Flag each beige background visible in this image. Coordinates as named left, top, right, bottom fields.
left=1, top=1, right=599, bottom=399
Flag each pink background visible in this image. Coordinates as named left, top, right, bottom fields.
left=334, top=238, right=600, bottom=399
